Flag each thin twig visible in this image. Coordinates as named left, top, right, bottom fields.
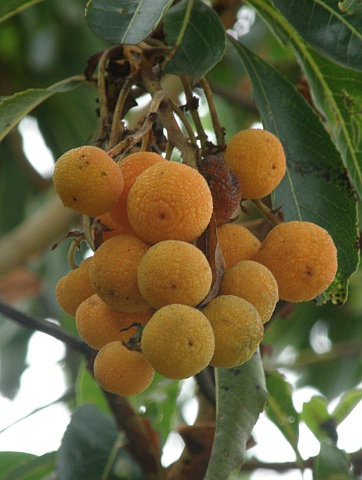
left=181, top=76, right=208, bottom=151
left=200, top=77, right=225, bottom=147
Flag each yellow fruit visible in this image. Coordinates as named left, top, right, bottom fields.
left=202, top=295, right=263, bottom=368
left=109, top=151, right=166, bottom=232
left=55, top=256, right=94, bottom=317
left=217, top=223, right=261, bottom=270
left=127, top=161, right=213, bottom=244
left=75, top=294, right=153, bottom=350
left=53, top=145, right=124, bottom=216
left=254, top=221, right=338, bottom=302
left=141, top=304, right=215, bottom=380
left=224, top=129, right=286, bottom=199
left=89, top=234, right=150, bottom=312
left=219, top=260, right=279, bottom=324
left=94, top=341, right=155, bottom=396
left=137, top=240, right=212, bottom=309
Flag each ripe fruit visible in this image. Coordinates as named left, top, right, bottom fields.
left=127, top=161, right=213, bottom=244
left=94, top=341, right=155, bottom=396
left=137, top=240, right=212, bottom=309
left=219, top=260, right=279, bottom=324
left=53, top=145, right=124, bottom=217
left=141, top=304, right=215, bottom=380
left=224, top=129, right=286, bottom=199
left=254, top=221, right=338, bottom=302
left=202, top=295, right=263, bottom=368
left=55, top=256, right=94, bottom=317
left=88, top=234, right=150, bottom=312
left=109, top=151, right=166, bottom=231
left=197, top=155, right=242, bottom=225
left=217, top=223, right=261, bottom=270
left=75, top=294, right=153, bottom=350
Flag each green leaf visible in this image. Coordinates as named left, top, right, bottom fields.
left=0, top=0, right=44, bottom=24
left=85, top=0, right=173, bottom=44
left=302, top=396, right=338, bottom=443
left=314, top=440, right=354, bottom=479
left=229, top=36, right=359, bottom=305
left=332, top=388, right=362, bottom=426
left=248, top=0, right=362, bottom=204
left=0, top=75, right=86, bottom=143
left=0, top=452, right=35, bottom=477
left=1, top=451, right=56, bottom=480
left=204, top=351, right=267, bottom=479
left=338, top=0, right=362, bottom=14
left=75, top=361, right=111, bottom=414
left=265, top=371, right=301, bottom=462
left=163, top=0, right=226, bottom=83
left=272, top=0, right=362, bottom=71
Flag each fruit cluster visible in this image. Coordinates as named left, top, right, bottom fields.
left=53, top=128, right=338, bottom=397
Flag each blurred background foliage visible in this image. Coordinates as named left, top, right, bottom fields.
left=0, top=0, right=361, bottom=478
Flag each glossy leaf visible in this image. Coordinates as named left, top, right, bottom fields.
left=204, top=351, right=267, bottom=479
left=265, top=371, right=301, bottom=461
left=75, top=361, right=110, bottom=414
left=229, top=37, right=359, bottom=305
left=2, top=451, right=56, bottom=480
left=0, top=76, right=85, bottom=143
left=163, top=0, right=226, bottom=83
left=332, top=388, right=362, bottom=426
left=302, top=396, right=338, bottom=442
left=0, top=452, right=35, bottom=476
left=272, top=0, right=362, bottom=71
left=314, top=440, right=354, bottom=479
left=85, top=0, right=173, bottom=44
left=248, top=0, right=362, bottom=204
left=0, top=0, right=44, bottom=23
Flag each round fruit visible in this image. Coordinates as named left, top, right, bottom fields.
left=94, top=341, right=154, bottom=396
left=53, top=145, right=124, bottom=216
left=202, top=295, right=264, bottom=368
left=224, top=129, right=286, bottom=199
left=217, top=223, right=261, bottom=270
left=109, top=151, right=166, bottom=232
left=55, top=256, right=94, bottom=317
left=88, top=234, right=150, bottom=312
left=254, top=221, right=338, bottom=302
left=219, top=260, right=279, bottom=324
left=197, top=155, right=242, bottom=225
left=141, top=304, right=215, bottom=380
left=75, top=294, right=153, bottom=350
left=137, top=240, right=212, bottom=309
left=127, top=161, right=213, bottom=244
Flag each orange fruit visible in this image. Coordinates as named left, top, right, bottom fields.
left=137, top=240, right=212, bottom=309
left=127, top=161, right=213, bottom=244
left=75, top=294, right=153, bottom=350
left=94, top=341, right=155, bottom=396
left=88, top=234, right=150, bottom=312
left=224, top=129, right=286, bottom=199
left=219, top=260, right=279, bottom=324
left=254, top=221, right=338, bottom=302
left=202, top=295, right=263, bottom=368
left=53, top=145, right=124, bottom=216
left=55, top=256, right=94, bottom=317
left=141, top=304, right=215, bottom=380
left=217, top=223, right=261, bottom=270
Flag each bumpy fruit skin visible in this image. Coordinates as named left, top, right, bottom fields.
left=53, top=146, right=124, bottom=217
left=109, top=151, right=166, bottom=232
left=197, top=155, right=242, bottom=225
left=94, top=341, right=155, bottom=396
left=55, top=257, right=94, bottom=317
left=202, top=295, right=264, bottom=368
left=89, top=234, right=150, bottom=312
left=137, top=240, right=212, bottom=309
left=254, top=221, right=338, bottom=302
left=75, top=294, right=153, bottom=350
left=219, top=260, right=279, bottom=324
left=127, top=161, right=213, bottom=244
left=141, top=304, right=215, bottom=380
left=217, top=223, right=261, bottom=270
left=224, top=129, right=286, bottom=199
